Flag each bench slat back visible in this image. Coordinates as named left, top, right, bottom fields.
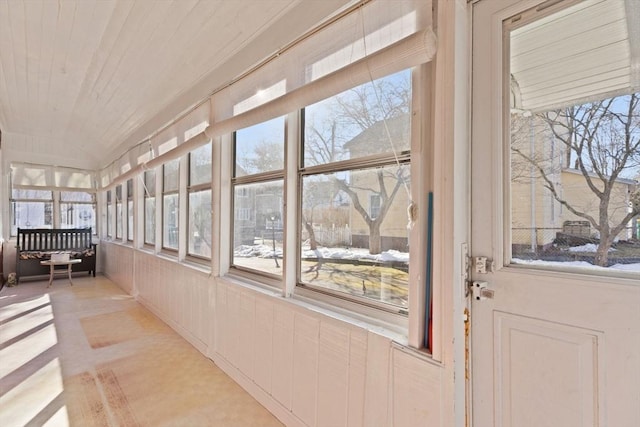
left=17, top=228, right=92, bottom=252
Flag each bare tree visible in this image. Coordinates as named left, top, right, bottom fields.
left=303, top=73, right=411, bottom=254
left=512, top=93, right=640, bottom=266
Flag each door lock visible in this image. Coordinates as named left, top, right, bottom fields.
left=470, top=281, right=494, bottom=301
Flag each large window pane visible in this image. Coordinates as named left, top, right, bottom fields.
left=60, top=192, right=96, bottom=233
left=12, top=189, right=52, bottom=200
left=107, top=190, right=113, bottom=238
left=11, top=201, right=53, bottom=235
left=115, top=186, right=123, bottom=239
left=127, top=200, right=134, bottom=241
left=303, top=70, right=411, bottom=168
left=61, top=191, right=93, bottom=202
left=164, top=159, right=179, bottom=192
left=61, top=202, right=95, bottom=230
left=189, top=142, right=212, bottom=185
left=10, top=189, right=53, bottom=235
left=300, top=165, right=410, bottom=309
left=235, top=116, right=285, bottom=176
left=232, top=180, right=283, bottom=275
left=144, top=197, right=156, bottom=245
left=188, top=189, right=212, bottom=258
left=127, top=179, right=134, bottom=241
left=508, top=6, right=640, bottom=272
left=144, top=170, right=156, bottom=245
left=163, top=194, right=179, bottom=250
left=163, top=160, right=179, bottom=251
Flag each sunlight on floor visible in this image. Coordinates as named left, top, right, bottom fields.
left=0, top=292, right=69, bottom=426
left=0, top=277, right=282, bottom=426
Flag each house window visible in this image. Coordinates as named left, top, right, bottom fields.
left=9, top=189, right=53, bottom=236
left=237, top=208, right=250, bottom=221
left=127, top=179, right=134, bottom=241
left=143, top=169, right=156, bottom=246
left=232, top=116, right=285, bottom=277
left=300, top=69, right=412, bottom=312
left=162, top=159, right=179, bottom=251
left=188, top=142, right=212, bottom=259
left=369, top=194, right=381, bottom=220
left=115, top=185, right=123, bottom=239
left=61, top=191, right=96, bottom=234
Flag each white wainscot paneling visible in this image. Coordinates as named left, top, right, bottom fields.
left=212, top=279, right=448, bottom=427
left=101, top=242, right=134, bottom=294
left=392, top=347, right=443, bottom=426
left=292, top=313, right=320, bottom=426
left=253, top=298, right=274, bottom=393
left=133, top=251, right=211, bottom=354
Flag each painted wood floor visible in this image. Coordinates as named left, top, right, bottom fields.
left=0, top=275, right=283, bottom=427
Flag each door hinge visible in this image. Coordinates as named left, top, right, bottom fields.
left=473, top=256, right=494, bottom=274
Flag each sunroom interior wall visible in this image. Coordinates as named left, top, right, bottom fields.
left=102, top=245, right=445, bottom=427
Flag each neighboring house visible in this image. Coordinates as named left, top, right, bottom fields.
left=343, top=114, right=411, bottom=252
left=560, top=168, right=638, bottom=240
left=510, top=113, right=639, bottom=252
left=233, top=182, right=283, bottom=246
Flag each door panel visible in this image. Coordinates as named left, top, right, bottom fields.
left=495, top=312, right=600, bottom=427
left=471, top=1, right=640, bottom=426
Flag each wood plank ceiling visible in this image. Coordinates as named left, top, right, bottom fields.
left=0, top=0, right=352, bottom=170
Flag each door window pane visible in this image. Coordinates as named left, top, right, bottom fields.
left=508, top=1, right=640, bottom=271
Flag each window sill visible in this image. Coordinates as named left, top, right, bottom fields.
left=182, top=258, right=212, bottom=276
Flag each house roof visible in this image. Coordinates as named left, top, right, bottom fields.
left=562, top=167, right=639, bottom=187
left=344, top=114, right=410, bottom=155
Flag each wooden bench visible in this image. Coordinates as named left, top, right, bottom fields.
left=15, top=228, right=97, bottom=283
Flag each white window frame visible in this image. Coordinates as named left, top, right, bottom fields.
left=230, top=116, right=286, bottom=281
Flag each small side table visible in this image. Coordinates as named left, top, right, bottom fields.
left=40, top=258, right=83, bottom=288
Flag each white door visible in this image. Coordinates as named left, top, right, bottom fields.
left=471, top=1, right=640, bottom=426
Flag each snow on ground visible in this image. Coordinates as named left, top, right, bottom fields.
left=302, top=247, right=409, bottom=263
left=235, top=243, right=638, bottom=272
left=513, top=258, right=640, bottom=272
left=235, top=244, right=409, bottom=263
left=567, top=243, right=615, bottom=253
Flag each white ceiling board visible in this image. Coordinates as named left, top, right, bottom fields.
left=105, top=0, right=355, bottom=164
left=0, top=0, right=353, bottom=170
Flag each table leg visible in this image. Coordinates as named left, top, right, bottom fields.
left=68, top=263, right=74, bottom=286
left=47, top=264, right=54, bottom=288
